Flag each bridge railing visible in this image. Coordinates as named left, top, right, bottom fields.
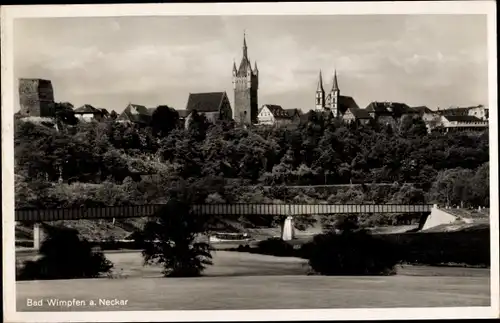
left=14, top=204, right=433, bottom=222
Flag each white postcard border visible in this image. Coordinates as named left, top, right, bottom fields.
left=2, top=1, right=498, bottom=322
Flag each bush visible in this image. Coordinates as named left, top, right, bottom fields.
left=256, top=237, right=295, bottom=257
left=304, top=230, right=401, bottom=276
left=17, top=225, right=114, bottom=280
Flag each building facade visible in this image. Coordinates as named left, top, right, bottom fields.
left=74, top=104, right=106, bottom=122
left=18, top=78, right=55, bottom=117
left=257, top=105, right=301, bottom=126
left=314, top=70, right=361, bottom=120
left=233, top=33, right=259, bottom=125
left=438, top=115, right=488, bottom=132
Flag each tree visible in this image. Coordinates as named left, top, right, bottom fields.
left=186, top=110, right=210, bottom=141
left=141, top=198, right=213, bottom=277
left=55, top=102, right=79, bottom=125
left=151, top=105, right=179, bottom=137
left=17, top=225, right=113, bottom=280
left=109, top=110, right=118, bottom=120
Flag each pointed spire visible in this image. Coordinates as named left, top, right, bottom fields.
left=317, top=70, right=324, bottom=92
left=254, top=61, right=258, bottom=72
left=233, top=59, right=237, bottom=72
left=243, top=30, right=248, bottom=59
left=332, top=69, right=339, bottom=91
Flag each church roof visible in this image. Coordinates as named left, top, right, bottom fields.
left=347, top=107, right=372, bottom=119
left=186, top=92, right=227, bottom=113
left=337, top=95, right=360, bottom=115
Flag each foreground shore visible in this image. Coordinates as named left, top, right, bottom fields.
left=16, top=251, right=490, bottom=311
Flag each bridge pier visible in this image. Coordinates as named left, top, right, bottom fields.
left=33, top=223, right=45, bottom=251
left=281, top=216, right=295, bottom=241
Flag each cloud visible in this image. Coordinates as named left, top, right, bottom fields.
left=13, top=15, right=488, bottom=112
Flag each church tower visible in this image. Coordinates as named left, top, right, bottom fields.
left=233, top=32, right=259, bottom=125
left=315, top=70, right=325, bottom=111
left=329, top=69, right=340, bottom=118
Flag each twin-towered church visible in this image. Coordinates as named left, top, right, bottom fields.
left=229, top=33, right=361, bottom=127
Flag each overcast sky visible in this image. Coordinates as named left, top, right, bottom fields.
left=14, top=14, right=488, bottom=113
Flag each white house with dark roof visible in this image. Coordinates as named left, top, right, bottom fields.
left=342, top=107, right=372, bottom=125
left=257, top=105, right=301, bottom=126
left=74, top=104, right=107, bottom=122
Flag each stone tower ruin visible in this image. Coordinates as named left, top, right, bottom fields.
left=18, top=78, right=55, bottom=117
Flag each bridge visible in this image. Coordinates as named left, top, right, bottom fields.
left=15, top=203, right=433, bottom=250
left=14, top=203, right=433, bottom=222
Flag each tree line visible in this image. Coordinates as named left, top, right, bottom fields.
left=14, top=106, right=490, bottom=209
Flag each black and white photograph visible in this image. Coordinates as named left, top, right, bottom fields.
left=2, top=2, right=498, bottom=322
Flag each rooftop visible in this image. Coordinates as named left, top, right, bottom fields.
left=186, top=92, right=227, bottom=113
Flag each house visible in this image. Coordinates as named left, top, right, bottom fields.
left=437, top=105, right=489, bottom=121
left=466, top=105, right=489, bottom=120
left=342, top=107, right=372, bottom=125
left=365, top=101, right=417, bottom=125
left=257, top=105, right=300, bottom=126
left=438, top=115, right=488, bottom=132
left=117, top=103, right=152, bottom=125
left=412, top=106, right=441, bottom=131
left=74, top=104, right=106, bottom=122
left=184, top=92, right=232, bottom=128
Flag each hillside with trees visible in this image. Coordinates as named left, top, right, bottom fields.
left=14, top=108, right=490, bottom=238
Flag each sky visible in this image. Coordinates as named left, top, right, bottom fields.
left=13, top=14, right=488, bottom=113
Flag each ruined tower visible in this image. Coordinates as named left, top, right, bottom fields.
left=232, top=33, right=258, bottom=125
left=18, top=78, right=55, bottom=117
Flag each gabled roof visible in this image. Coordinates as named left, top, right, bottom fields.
left=336, top=95, right=360, bottom=115
left=438, top=107, right=473, bottom=116
left=186, top=92, right=227, bottom=113
left=443, top=115, right=484, bottom=123
left=117, top=103, right=152, bottom=124
left=284, top=108, right=301, bottom=118
left=365, top=101, right=414, bottom=116
left=347, top=107, right=372, bottom=119
left=74, top=104, right=102, bottom=114
left=299, top=110, right=331, bottom=123
left=412, top=106, right=434, bottom=114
